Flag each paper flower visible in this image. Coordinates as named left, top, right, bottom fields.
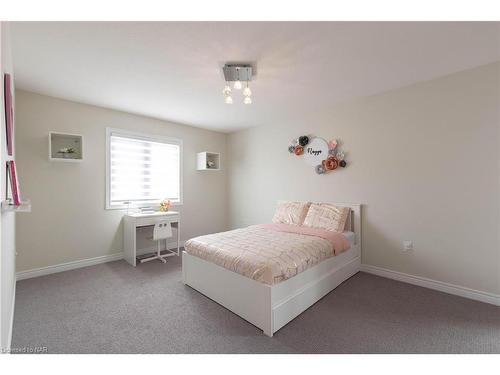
left=159, top=199, right=171, bottom=212
left=294, top=145, right=304, bottom=155
left=339, top=160, right=347, bottom=168
left=288, top=145, right=296, bottom=154
left=322, top=156, right=339, bottom=171
left=328, top=139, right=337, bottom=150
left=336, top=151, right=345, bottom=160
left=315, top=164, right=326, bottom=174
left=328, top=148, right=337, bottom=156
left=298, top=136, right=309, bottom=146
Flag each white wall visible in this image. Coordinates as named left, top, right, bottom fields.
left=10, top=60, right=500, bottom=302
left=15, top=90, right=227, bottom=272
left=228, top=63, right=500, bottom=296
left=0, top=21, right=16, bottom=351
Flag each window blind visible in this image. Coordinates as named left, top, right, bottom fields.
left=109, top=133, right=181, bottom=207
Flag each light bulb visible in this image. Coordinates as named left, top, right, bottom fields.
left=225, top=95, right=233, bottom=104
left=243, top=96, right=252, bottom=105
left=222, top=85, right=231, bottom=96
left=243, top=86, right=252, bottom=97
left=233, top=80, right=242, bottom=90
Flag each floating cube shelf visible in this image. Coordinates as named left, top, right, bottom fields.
left=197, top=152, right=220, bottom=170
left=49, top=131, right=83, bottom=162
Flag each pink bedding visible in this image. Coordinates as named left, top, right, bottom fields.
left=184, top=224, right=352, bottom=285
left=254, top=223, right=350, bottom=255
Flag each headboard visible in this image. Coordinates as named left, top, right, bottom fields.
left=330, top=203, right=361, bottom=247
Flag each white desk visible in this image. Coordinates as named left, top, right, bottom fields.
left=123, top=211, right=180, bottom=266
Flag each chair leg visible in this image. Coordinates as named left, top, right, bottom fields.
left=140, top=238, right=173, bottom=264
left=158, top=241, right=166, bottom=263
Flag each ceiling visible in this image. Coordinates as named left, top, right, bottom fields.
left=11, top=22, right=499, bottom=133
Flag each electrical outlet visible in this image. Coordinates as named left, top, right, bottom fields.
left=403, top=241, right=413, bottom=252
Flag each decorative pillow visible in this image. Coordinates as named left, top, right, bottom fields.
left=272, top=201, right=311, bottom=226
left=303, top=203, right=350, bottom=232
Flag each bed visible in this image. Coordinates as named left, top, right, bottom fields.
left=182, top=202, right=361, bottom=337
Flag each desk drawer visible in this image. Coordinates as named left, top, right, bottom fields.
left=135, top=215, right=179, bottom=227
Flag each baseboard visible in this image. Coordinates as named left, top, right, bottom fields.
left=361, top=264, right=500, bottom=306
left=16, top=252, right=124, bottom=281
left=16, top=240, right=186, bottom=281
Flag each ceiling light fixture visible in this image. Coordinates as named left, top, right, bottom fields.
left=222, top=64, right=253, bottom=104
left=243, top=81, right=252, bottom=97
left=233, top=66, right=243, bottom=90
left=233, top=81, right=242, bottom=90
left=222, top=84, right=232, bottom=104
left=222, top=84, right=231, bottom=96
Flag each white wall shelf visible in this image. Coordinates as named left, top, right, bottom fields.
left=1, top=199, right=31, bottom=213
left=197, top=152, right=220, bottom=171
left=49, top=131, right=83, bottom=162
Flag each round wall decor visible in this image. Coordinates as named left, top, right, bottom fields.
left=302, top=137, right=329, bottom=166
left=288, top=134, right=348, bottom=175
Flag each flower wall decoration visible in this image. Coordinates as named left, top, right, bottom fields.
left=294, top=145, right=304, bottom=155
left=288, top=135, right=348, bottom=175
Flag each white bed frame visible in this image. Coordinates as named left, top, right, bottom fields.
left=182, top=203, right=361, bottom=337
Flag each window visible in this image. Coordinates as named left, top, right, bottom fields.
left=106, top=128, right=182, bottom=209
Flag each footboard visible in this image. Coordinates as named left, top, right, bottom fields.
left=271, top=255, right=360, bottom=332
left=182, top=251, right=360, bottom=337
left=182, top=251, right=274, bottom=336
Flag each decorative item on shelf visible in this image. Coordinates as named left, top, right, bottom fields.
left=289, top=135, right=348, bottom=175
left=49, top=132, right=83, bottom=161
left=57, top=147, right=76, bottom=159
left=4, top=73, right=14, bottom=156
left=6, top=160, right=21, bottom=205
left=197, top=152, right=220, bottom=170
left=159, top=199, right=171, bottom=212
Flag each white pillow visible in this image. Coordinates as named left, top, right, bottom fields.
left=272, top=201, right=311, bottom=226
left=303, top=203, right=350, bottom=232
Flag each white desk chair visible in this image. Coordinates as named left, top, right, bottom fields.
left=140, top=221, right=175, bottom=264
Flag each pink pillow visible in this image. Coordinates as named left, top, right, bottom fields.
left=272, top=201, right=311, bottom=226
left=303, top=203, right=350, bottom=232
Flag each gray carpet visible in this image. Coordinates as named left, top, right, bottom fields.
left=12, top=255, right=500, bottom=353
